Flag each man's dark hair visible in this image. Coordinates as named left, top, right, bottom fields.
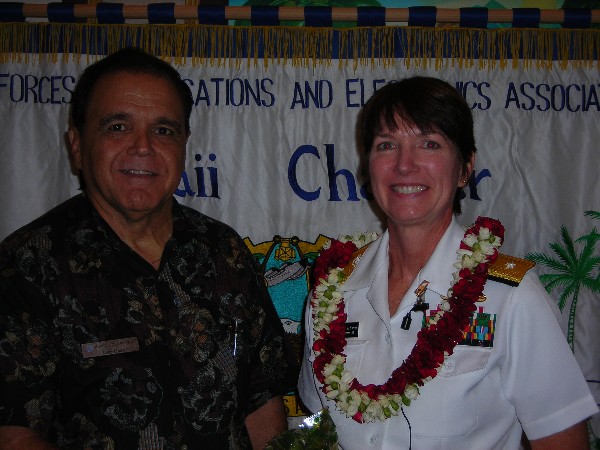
left=70, top=47, right=194, bottom=133
left=359, top=76, right=477, bottom=214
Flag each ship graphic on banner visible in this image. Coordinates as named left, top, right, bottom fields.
left=244, top=234, right=330, bottom=418
left=244, top=234, right=330, bottom=334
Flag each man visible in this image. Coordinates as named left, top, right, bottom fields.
left=0, top=48, right=291, bottom=449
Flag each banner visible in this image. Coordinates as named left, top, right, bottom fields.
left=0, top=24, right=599, bottom=435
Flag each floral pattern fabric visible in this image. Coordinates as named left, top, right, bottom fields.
left=0, top=194, right=290, bottom=449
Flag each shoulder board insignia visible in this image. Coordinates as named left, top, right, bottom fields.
left=342, top=244, right=370, bottom=281
left=488, top=254, right=536, bottom=286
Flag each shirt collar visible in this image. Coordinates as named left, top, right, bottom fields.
left=341, top=230, right=389, bottom=292
left=417, top=218, right=464, bottom=299
left=341, top=218, right=465, bottom=301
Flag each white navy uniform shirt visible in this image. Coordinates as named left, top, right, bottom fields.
left=298, top=218, right=598, bottom=449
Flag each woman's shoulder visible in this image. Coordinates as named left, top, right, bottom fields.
left=487, top=253, right=536, bottom=287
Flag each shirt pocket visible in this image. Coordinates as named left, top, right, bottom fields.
left=412, top=347, right=491, bottom=439
left=343, top=338, right=369, bottom=378
left=438, top=345, right=491, bottom=377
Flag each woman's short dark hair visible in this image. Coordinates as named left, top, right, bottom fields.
left=359, top=76, right=476, bottom=214
left=70, top=47, right=193, bottom=134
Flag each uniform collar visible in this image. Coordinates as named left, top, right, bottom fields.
left=341, top=218, right=465, bottom=315
left=417, top=218, right=464, bottom=300
left=341, top=230, right=389, bottom=292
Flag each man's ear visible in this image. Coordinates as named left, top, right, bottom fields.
left=67, top=127, right=82, bottom=171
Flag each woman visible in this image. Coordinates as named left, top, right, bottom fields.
left=298, top=77, right=597, bottom=449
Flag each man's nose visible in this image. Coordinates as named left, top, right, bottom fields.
left=129, top=129, right=154, bottom=155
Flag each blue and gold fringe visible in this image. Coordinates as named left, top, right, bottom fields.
left=0, top=22, right=598, bottom=70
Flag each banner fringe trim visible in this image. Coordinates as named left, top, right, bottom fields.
left=1, top=23, right=598, bottom=69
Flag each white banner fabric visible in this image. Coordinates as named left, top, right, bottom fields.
left=0, top=57, right=598, bottom=431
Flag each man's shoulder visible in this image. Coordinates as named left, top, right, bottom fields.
left=0, top=195, right=93, bottom=288
left=175, top=203, right=242, bottom=240
left=1, top=195, right=89, bottom=252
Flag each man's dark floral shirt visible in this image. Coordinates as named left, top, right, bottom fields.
left=0, top=194, right=291, bottom=449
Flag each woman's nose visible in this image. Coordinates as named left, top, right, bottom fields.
left=393, top=147, right=417, bottom=174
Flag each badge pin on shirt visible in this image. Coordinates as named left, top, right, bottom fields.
left=401, top=280, right=430, bottom=330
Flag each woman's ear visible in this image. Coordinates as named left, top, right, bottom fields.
left=459, top=152, right=476, bottom=187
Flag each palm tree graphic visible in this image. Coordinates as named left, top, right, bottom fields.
left=525, top=210, right=600, bottom=349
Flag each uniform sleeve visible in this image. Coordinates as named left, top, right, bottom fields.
left=500, top=273, right=598, bottom=439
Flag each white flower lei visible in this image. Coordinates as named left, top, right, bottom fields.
left=311, top=220, right=503, bottom=423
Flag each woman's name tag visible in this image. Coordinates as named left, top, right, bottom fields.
left=345, top=322, right=359, bottom=338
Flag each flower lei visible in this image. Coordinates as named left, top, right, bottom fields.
left=311, top=217, right=504, bottom=423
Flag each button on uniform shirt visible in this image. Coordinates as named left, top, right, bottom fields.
left=0, top=194, right=291, bottom=449
left=298, top=218, right=598, bottom=450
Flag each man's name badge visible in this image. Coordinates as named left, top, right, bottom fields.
left=345, top=322, right=359, bottom=338
left=82, top=337, right=139, bottom=358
